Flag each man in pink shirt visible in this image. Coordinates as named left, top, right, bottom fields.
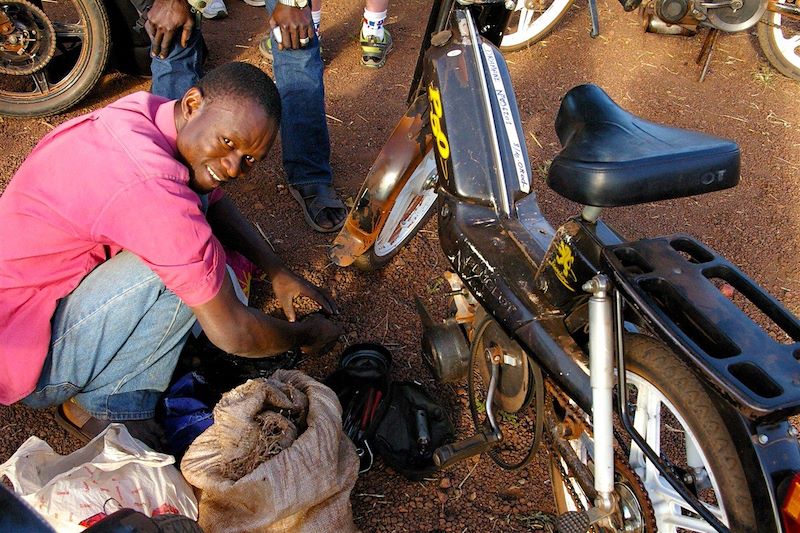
left=0, top=62, right=342, bottom=448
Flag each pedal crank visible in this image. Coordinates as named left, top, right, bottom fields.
left=433, top=358, right=503, bottom=468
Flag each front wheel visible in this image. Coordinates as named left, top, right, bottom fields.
left=353, top=149, right=439, bottom=272
left=550, top=334, right=758, bottom=532
left=0, top=0, right=110, bottom=117
left=757, top=3, right=800, bottom=81
left=500, top=0, right=576, bottom=52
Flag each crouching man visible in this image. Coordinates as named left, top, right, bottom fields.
left=0, top=62, right=342, bottom=449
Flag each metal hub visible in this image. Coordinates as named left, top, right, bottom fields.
left=0, top=0, right=56, bottom=75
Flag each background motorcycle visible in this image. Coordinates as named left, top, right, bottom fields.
left=330, top=0, right=800, bottom=531
left=500, top=0, right=800, bottom=81
left=1, top=0, right=155, bottom=118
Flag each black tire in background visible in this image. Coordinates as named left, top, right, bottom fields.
left=0, top=0, right=111, bottom=117
left=757, top=9, right=800, bottom=81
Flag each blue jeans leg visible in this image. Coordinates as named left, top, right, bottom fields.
left=21, top=251, right=195, bottom=421
left=150, top=29, right=205, bottom=100
left=265, top=0, right=332, bottom=187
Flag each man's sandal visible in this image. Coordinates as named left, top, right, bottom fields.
left=288, top=182, right=347, bottom=233
left=55, top=400, right=106, bottom=443
left=55, top=399, right=167, bottom=450
left=360, top=29, right=393, bottom=69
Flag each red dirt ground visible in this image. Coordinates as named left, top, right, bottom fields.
left=1, top=0, right=799, bottom=531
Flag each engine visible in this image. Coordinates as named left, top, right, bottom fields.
left=639, top=0, right=765, bottom=34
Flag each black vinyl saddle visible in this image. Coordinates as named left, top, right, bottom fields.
left=547, top=84, right=740, bottom=207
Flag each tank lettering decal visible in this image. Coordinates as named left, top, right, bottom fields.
left=448, top=243, right=519, bottom=317
left=482, top=43, right=530, bottom=194
left=428, top=86, right=451, bottom=161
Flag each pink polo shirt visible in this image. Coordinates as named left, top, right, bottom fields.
left=0, top=92, right=227, bottom=404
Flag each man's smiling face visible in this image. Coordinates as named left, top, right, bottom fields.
left=176, top=88, right=278, bottom=194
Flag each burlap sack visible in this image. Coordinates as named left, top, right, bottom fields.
left=180, top=370, right=359, bottom=533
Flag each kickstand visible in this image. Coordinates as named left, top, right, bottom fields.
left=696, top=28, right=720, bottom=82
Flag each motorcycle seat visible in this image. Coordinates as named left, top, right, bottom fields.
left=547, top=84, right=740, bottom=207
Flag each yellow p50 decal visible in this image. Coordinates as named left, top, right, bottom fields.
left=428, top=86, right=450, bottom=160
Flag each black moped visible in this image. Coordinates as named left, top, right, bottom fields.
left=330, top=1, right=800, bottom=531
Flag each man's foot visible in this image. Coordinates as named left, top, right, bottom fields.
left=288, top=183, right=347, bottom=233
left=360, top=29, right=392, bottom=69
left=55, top=399, right=167, bottom=452
left=258, top=35, right=273, bottom=62
left=258, top=35, right=323, bottom=64
left=201, top=0, right=228, bottom=19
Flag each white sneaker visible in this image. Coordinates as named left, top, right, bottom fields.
left=242, top=0, right=265, bottom=5
left=201, top=0, right=227, bottom=19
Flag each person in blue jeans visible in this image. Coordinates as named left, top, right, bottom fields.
left=265, top=0, right=347, bottom=232
left=136, top=0, right=206, bottom=100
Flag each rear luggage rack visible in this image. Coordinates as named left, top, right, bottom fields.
left=603, top=234, right=800, bottom=420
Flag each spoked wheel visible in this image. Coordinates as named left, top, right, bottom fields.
left=549, top=334, right=758, bottom=532
left=353, top=149, right=439, bottom=272
left=0, top=0, right=110, bottom=117
left=500, top=0, right=576, bottom=52
left=757, top=0, right=800, bottom=81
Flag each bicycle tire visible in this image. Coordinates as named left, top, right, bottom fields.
left=549, top=333, right=758, bottom=532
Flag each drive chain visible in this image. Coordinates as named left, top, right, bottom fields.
left=544, top=380, right=658, bottom=532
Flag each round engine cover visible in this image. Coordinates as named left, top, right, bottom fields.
left=703, top=0, right=765, bottom=32
left=473, top=310, right=530, bottom=414
left=655, top=0, right=690, bottom=23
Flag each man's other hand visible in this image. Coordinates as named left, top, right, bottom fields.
left=145, top=0, right=195, bottom=59
left=269, top=3, right=312, bottom=50
left=298, top=314, right=343, bottom=356
left=270, top=267, right=338, bottom=322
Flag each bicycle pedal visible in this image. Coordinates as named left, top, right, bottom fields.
left=555, top=511, right=590, bottom=533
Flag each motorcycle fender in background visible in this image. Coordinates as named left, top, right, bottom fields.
left=329, top=94, right=432, bottom=267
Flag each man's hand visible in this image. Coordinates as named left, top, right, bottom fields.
left=270, top=267, right=338, bottom=322
left=269, top=3, right=312, bottom=50
left=298, top=314, right=343, bottom=356
left=145, top=0, right=195, bottom=59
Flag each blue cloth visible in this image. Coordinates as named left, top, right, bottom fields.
left=21, top=251, right=195, bottom=420
left=161, top=372, right=214, bottom=457
left=265, top=0, right=333, bottom=187
left=150, top=29, right=206, bottom=100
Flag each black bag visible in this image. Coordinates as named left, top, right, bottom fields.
left=367, top=381, right=455, bottom=481
left=325, top=344, right=455, bottom=480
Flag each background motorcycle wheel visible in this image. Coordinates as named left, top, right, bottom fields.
left=549, top=334, right=758, bottom=532
left=499, top=0, right=576, bottom=52
left=757, top=6, right=800, bottom=81
left=353, top=150, right=439, bottom=272
left=0, top=0, right=110, bottom=117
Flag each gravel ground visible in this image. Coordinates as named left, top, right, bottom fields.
left=1, top=0, right=799, bottom=531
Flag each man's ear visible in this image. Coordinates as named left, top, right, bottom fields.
left=180, top=87, right=204, bottom=120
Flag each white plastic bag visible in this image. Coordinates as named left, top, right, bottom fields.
left=0, top=424, right=198, bottom=532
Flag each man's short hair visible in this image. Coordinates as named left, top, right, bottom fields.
left=195, top=62, right=281, bottom=121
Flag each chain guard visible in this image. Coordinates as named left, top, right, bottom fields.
left=0, top=0, right=56, bottom=75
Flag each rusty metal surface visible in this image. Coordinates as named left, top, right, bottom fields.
left=329, top=93, right=432, bottom=266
